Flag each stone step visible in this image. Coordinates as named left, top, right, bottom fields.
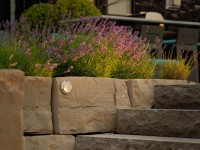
left=75, top=134, right=200, bottom=150
left=154, top=85, right=200, bottom=109
left=126, top=79, right=196, bottom=109
left=116, top=108, right=200, bottom=138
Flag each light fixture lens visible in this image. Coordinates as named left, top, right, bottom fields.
left=61, top=80, right=72, bottom=94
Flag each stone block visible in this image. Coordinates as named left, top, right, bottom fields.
left=54, top=107, right=116, bottom=134
left=154, top=85, right=200, bottom=109
left=52, top=77, right=130, bottom=134
left=76, top=134, right=200, bottom=150
left=114, top=79, right=130, bottom=108
left=24, top=108, right=52, bottom=134
left=116, top=108, right=200, bottom=138
left=126, top=79, right=197, bottom=108
left=24, top=76, right=53, bottom=134
left=25, top=135, right=75, bottom=150
left=0, top=69, right=24, bottom=150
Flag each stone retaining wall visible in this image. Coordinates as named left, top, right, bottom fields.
left=1, top=69, right=199, bottom=150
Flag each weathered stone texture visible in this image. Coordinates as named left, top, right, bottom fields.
left=25, top=135, right=75, bottom=150
left=76, top=134, right=200, bottom=150
left=114, top=79, right=130, bottom=108
left=154, top=85, right=200, bottom=109
left=126, top=79, right=197, bottom=109
left=0, top=69, right=24, bottom=150
left=24, top=76, right=53, bottom=134
left=116, top=109, right=200, bottom=138
left=52, top=77, right=130, bottom=134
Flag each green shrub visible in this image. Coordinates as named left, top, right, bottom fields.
left=21, top=3, right=56, bottom=28
left=67, top=0, right=101, bottom=18
left=53, top=0, right=102, bottom=26
left=21, top=0, right=101, bottom=29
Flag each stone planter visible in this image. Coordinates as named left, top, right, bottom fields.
left=23, top=76, right=53, bottom=134
left=51, top=77, right=131, bottom=134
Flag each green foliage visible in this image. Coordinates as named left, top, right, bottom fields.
left=66, top=0, right=101, bottom=18
left=21, top=3, right=55, bottom=28
left=54, top=0, right=70, bottom=22
left=111, top=54, right=155, bottom=79
left=0, top=40, right=53, bottom=77
left=52, top=18, right=155, bottom=79
left=53, top=36, right=119, bottom=77
left=21, top=0, right=101, bottom=29
left=159, top=59, right=190, bottom=80
left=0, top=21, right=56, bottom=77
left=159, top=51, right=194, bottom=80
left=0, top=17, right=155, bottom=78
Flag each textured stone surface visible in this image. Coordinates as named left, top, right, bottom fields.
left=24, top=76, right=53, bottom=134
left=126, top=79, right=197, bottom=109
left=52, top=77, right=130, bottom=134
left=0, top=69, right=24, bottom=150
left=25, top=135, right=75, bottom=150
left=76, top=134, right=200, bottom=150
left=114, top=79, right=130, bottom=108
left=154, top=85, right=200, bottom=109
left=116, top=108, right=200, bottom=138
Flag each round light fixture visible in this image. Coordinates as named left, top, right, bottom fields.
left=60, top=80, right=72, bottom=94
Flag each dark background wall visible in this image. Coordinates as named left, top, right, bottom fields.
left=0, top=0, right=51, bottom=23
left=0, top=1, right=10, bottom=22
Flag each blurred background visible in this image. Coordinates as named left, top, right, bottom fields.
left=1, top=0, right=200, bottom=23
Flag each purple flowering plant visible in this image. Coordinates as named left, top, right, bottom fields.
left=53, top=17, right=155, bottom=78
left=0, top=16, right=155, bottom=78
left=0, top=18, right=57, bottom=76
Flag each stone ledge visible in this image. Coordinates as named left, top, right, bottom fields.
left=116, top=109, right=200, bottom=138
left=154, top=85, right=200, bottom=109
